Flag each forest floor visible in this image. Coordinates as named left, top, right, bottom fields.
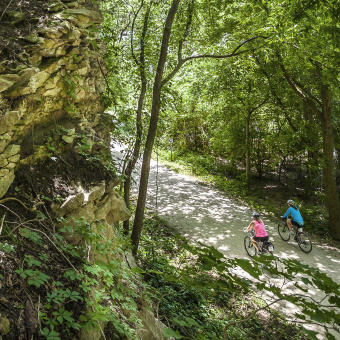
left=112, top=143, right=340, bottom=340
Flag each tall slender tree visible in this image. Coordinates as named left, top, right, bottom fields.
left=123, top=0, right=154, bottom=235
left=131, top=0, right=181, bottom=254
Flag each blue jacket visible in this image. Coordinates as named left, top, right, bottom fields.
left=282, top=207, right=304, bottom=225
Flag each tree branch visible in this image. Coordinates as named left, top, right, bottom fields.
left=130, top=0, right=144, bottom=66
left=276, top=52, right=322, bottom=120
left=162, top=36, right=262, bottom=86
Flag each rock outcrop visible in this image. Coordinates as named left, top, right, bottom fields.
left=0, top=1, right=173, bottom=339
left=0, top=0, right=109, bottom=201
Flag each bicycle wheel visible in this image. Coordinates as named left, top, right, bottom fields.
left=297, top=232, right=312, bottom=253
left=244, top=236, right=257, bottom=257
left=278, top=221, right=290, bottom=241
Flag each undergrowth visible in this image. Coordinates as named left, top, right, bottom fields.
left=0, top=210, right=146, bottom=339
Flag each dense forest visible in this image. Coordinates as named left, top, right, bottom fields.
left=0, top=0, right=339, bottom=339
left=100, top=0, right=340, bottom=252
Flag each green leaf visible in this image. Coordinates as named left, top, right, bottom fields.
left=173, top=317, right=188, bottom=327
left=329, top=295, right=340, bottom=307
left=163, top=328, right=184, bottom=339
left=301, top=327, right=319, bottom=339
left=232, top=259, right=262, bottom=280
left=184, top=316, right=200, bottom=327
left=130, top=267, right=146, bottom=274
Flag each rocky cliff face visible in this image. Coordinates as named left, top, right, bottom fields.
left=0, top=1, right=138, bottom=338
left=0, top=0, right=113, bottom=195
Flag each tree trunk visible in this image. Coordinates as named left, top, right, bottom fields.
left=131, top=0, right=181, bottom=255
left=245, top=111, right=251, bottom=185
left=320, top=103, right=340, bottom=239
left=123, top=83, right=145, bottom=234
left=123, top=2, right=152, bottom=235
left=278, top=55, right=340, bottom=238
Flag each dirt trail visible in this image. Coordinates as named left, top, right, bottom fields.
left=112, top=144, right=340, bottom=339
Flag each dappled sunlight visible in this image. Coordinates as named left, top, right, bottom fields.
left=276, top=251, right=301, bottom=260
left=329, top=258, right=340, bottom=264
left=111, top=144, right=340, bottom=339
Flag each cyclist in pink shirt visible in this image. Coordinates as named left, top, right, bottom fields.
left=244, top=211, right=269, bottom=253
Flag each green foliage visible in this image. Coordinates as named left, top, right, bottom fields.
left=136, top=212, right=339, bottom=339
left=15, top=258, right=50, bottom=288
left=0, top=242, right=14, bottom=252
left=19, top=228, right=43, bottom=245
left=41, top=326, right=61, bottom=340
left=0, top=210, right=149, bottom=339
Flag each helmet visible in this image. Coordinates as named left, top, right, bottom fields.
left=287, top=199, right=294, bottom=206
left=253, top=211, right=260, bottom=218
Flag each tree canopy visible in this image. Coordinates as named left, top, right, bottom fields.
left=100, top=0, right=340, bottom=248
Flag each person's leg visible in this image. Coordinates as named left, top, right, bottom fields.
left=287, top=219, right=294, bottom=234
left=251, top=237, right=260, bottom=252
left=258, top=236, right=268, bottom=251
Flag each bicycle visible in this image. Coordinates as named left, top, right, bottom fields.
left=277, top=218, right=312, bottom=253
left=244, top=229, right=277, bottom=272
left=244, top=229, right=274, bottom=257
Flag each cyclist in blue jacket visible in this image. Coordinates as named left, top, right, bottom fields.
left=281, top=199, right=304, bottom=235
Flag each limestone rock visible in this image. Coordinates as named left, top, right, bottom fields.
left=137, top=308, right=175, bottom=340
left=0, top=171, right=15, bottom=199
left=0, top=140, right=10, bottom=155
left=58, top=192, right=85, bottom=216
left=0, top=74, right=20, bottom=93
left=62, top=135, right=74, bottom=144
left=77, top=290, right=106, bottom=340
left=0, top=111, right=21, bottom=135
left=46, top=0, right=64, bottom=12
left=55, top=9, right=103, bottom=28
left=21, top=34, right=45, bottom=44
left=0, top=158, right=8, bottom=168
left=38, top=27, right=64, bottom=39
left=0, top=1, right=131, bottom=338
left=4, top=68, right=40, bottom=97
left=94, top=191, right=131, bottom=223
left=87, top=182, right=105, bottom=202
left=3, top=144, right=20, bottom=157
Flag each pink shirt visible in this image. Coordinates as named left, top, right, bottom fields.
left=253, top=219, right=268, bottom=237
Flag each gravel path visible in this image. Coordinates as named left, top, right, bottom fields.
left=112, top=143, right=340, bottom=339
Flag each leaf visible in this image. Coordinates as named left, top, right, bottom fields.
left=301, top=277, right=313, bottom=285
left=294, top=282, right=309, bottom=293
left=130, top=267, right=146, bottom=274
left=232, top=259, right=262, bottom=280
left=329, top=295, right=340, bottom=307
left=173, top=317, right=188, bottom=327
left=312, top=273, right=340, bottom=295
left=163, top=328, right=184, bottom=339
left=184, top=316, right=200, bottom=327
left=301, top=327, right=319, bottom=340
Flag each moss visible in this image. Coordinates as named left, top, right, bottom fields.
left=0, top=315, right=10, bottom=336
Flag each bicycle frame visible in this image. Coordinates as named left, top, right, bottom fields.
left=247, top=230, right=272, bottom=253
left=278, top=219, right=312, bottom=253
